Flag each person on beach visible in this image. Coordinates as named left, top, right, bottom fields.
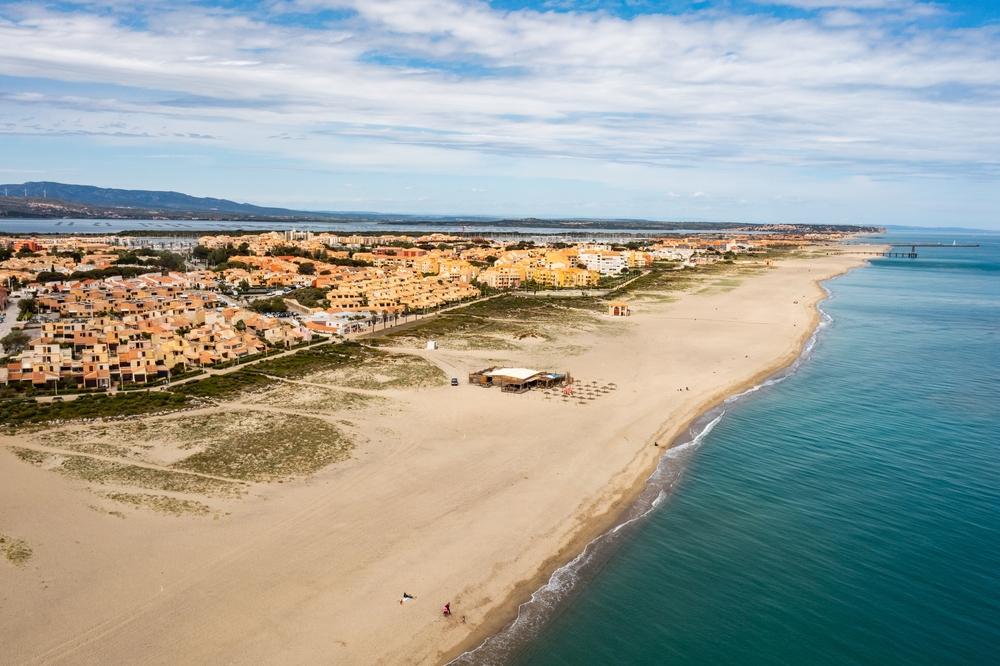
left=400, top=592, right=415, bottom=605
left=443, top=602, right=452, bottom=617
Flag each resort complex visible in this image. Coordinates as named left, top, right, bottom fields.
left=0, top=220, right=889, bottom=666
left=0, top=220, right=893, bottom=665
left=0, top=229, right=825, bottom=392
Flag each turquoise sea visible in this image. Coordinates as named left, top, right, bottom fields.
left=461, top=232, right=1000, bottom=665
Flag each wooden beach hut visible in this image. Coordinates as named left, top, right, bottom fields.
left=468, top=367, right=570, bottom=393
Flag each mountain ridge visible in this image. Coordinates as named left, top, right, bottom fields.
left=0, top=181, right=881, bottom=233
left=0, top=181, right=326, bottom=218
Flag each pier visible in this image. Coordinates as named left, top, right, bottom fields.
left=853, top=243, right=979, bottom=259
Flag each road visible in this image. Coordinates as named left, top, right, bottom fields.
left=0, top=292, right=22, bottom=354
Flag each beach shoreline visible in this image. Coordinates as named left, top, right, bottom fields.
left=441, top=248, right=877, bottom=664
left=0, top=244, right=884, bottom=666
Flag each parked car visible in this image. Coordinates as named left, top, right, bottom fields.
left=451, top=377, right=459, bottom=386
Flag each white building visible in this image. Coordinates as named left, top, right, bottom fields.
left=284, top=229, right=313, bottom=242
left=653, top=247, right=695, bottom=262
left=578, top=250, right=628, bottom=276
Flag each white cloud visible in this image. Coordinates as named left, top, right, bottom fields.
left=0, top=0, right=997, bottom=222
left=821, top=9, right=866, bottom=26
left=760, top=0, right=926, bottom=9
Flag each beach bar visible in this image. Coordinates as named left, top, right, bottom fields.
left=468, top=367, right=570, bottom=393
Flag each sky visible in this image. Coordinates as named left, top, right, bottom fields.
left=0, top=0, right=998, bottom=227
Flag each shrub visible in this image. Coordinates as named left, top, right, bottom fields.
left=0, top=392, right=190, bottom=428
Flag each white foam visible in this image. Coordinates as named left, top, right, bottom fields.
left=451, top=289, right=840, bottom=665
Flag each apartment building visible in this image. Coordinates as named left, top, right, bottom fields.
left=577, top=249, right=629, bottom=276
left=477, top=265, right=527, bottom=289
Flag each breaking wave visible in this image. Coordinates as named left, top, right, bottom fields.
left=450, top=290, right=836, bottom=665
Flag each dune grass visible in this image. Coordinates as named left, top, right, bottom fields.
left=381, top=295, right=602, bottom=349
left=0, top=392, right=191, bottom=430
left=103, top=492, right=213, bottom=516
left=169, top=370, right=273, bottom=401
left=244, top=384, right=381, bottom=411
left=304, top=353, right=446, bottom=390
left=172, top=414, right=352, bottom=482
left=55, top=454, right=245, bottom=496
left=0, top=533, right=33, bottom=566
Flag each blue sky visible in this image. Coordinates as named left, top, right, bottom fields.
left=1, top=0, right=998, bottom=227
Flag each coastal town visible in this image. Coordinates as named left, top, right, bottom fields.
left=0, top=229, right=816, bottom=392
left=1, top=0, right=990, bottom=662
left=1, top=225, right=883, bottom=666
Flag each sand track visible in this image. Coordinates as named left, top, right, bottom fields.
left=251, top=373, right=396, bottom=398
left=1, top=441, right=249, bottom=486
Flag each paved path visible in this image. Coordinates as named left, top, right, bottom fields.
left=0, top=295, right=21, bottom=353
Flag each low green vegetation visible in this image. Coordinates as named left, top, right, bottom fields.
left=17, top=297, right=37, bottom=320
left=88, top=504, right=127, bottom=519
left=245, top=384, right=380, bottom=412
left=113, top=249, right=186, bottom=271
left=1, top=329, right=30, bottom=354
left=33, top=266, right=165, bottom=283
left=192, top=242, right=249, bottom=267
left=245, top=341, right=368, bottom=378
left=610, top=266, right=697, bottom=299
left=608, top=261, right=763, bottom=301
left=103, top=492, right=213, bottom=516
left=286, top=287, right=329, bottom=308
left=248, top=295, right=288, bottom=313
left=0, top=392, right=191, bottom=429
left=56, top=454, right=244, bottom=496
left=0, top=533, right=33, bottom=566
left=307, top=353, right=446, bottom=390
left=213, top=260, right=251, bottom=272
left=381, top=294, right=602, bottom=349
left=22, top=410, right=355, bottom=486
left=32, top=432, right=136, bottom=460
left=459, top=295, right=602, bottom=319
left=173, top=415, right=352, bottom=481
left=11, top=447, right=50, bottom=465
left=169, top=370, right=273, bottom=401
left=173, top=345, right=439, bottom=404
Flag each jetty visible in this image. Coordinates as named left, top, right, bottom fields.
left=852, top=243, right=979, bottom=259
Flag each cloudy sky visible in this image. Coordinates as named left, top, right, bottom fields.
left=1, top=0, right=998, bottom=227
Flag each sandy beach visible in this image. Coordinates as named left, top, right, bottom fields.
left=0, top=245, right=879, bottom=665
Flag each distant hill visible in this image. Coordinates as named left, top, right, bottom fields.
left=0, top=181, right=883, bottom=234
left=0, top=181, right=321, bottom=218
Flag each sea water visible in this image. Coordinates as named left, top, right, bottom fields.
left=503, top=232, right=1000, bottom=665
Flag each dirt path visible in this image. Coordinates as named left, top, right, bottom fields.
left=0, top=440, right=249, bottom=486
left=247, top=373, right=393, bottom=398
